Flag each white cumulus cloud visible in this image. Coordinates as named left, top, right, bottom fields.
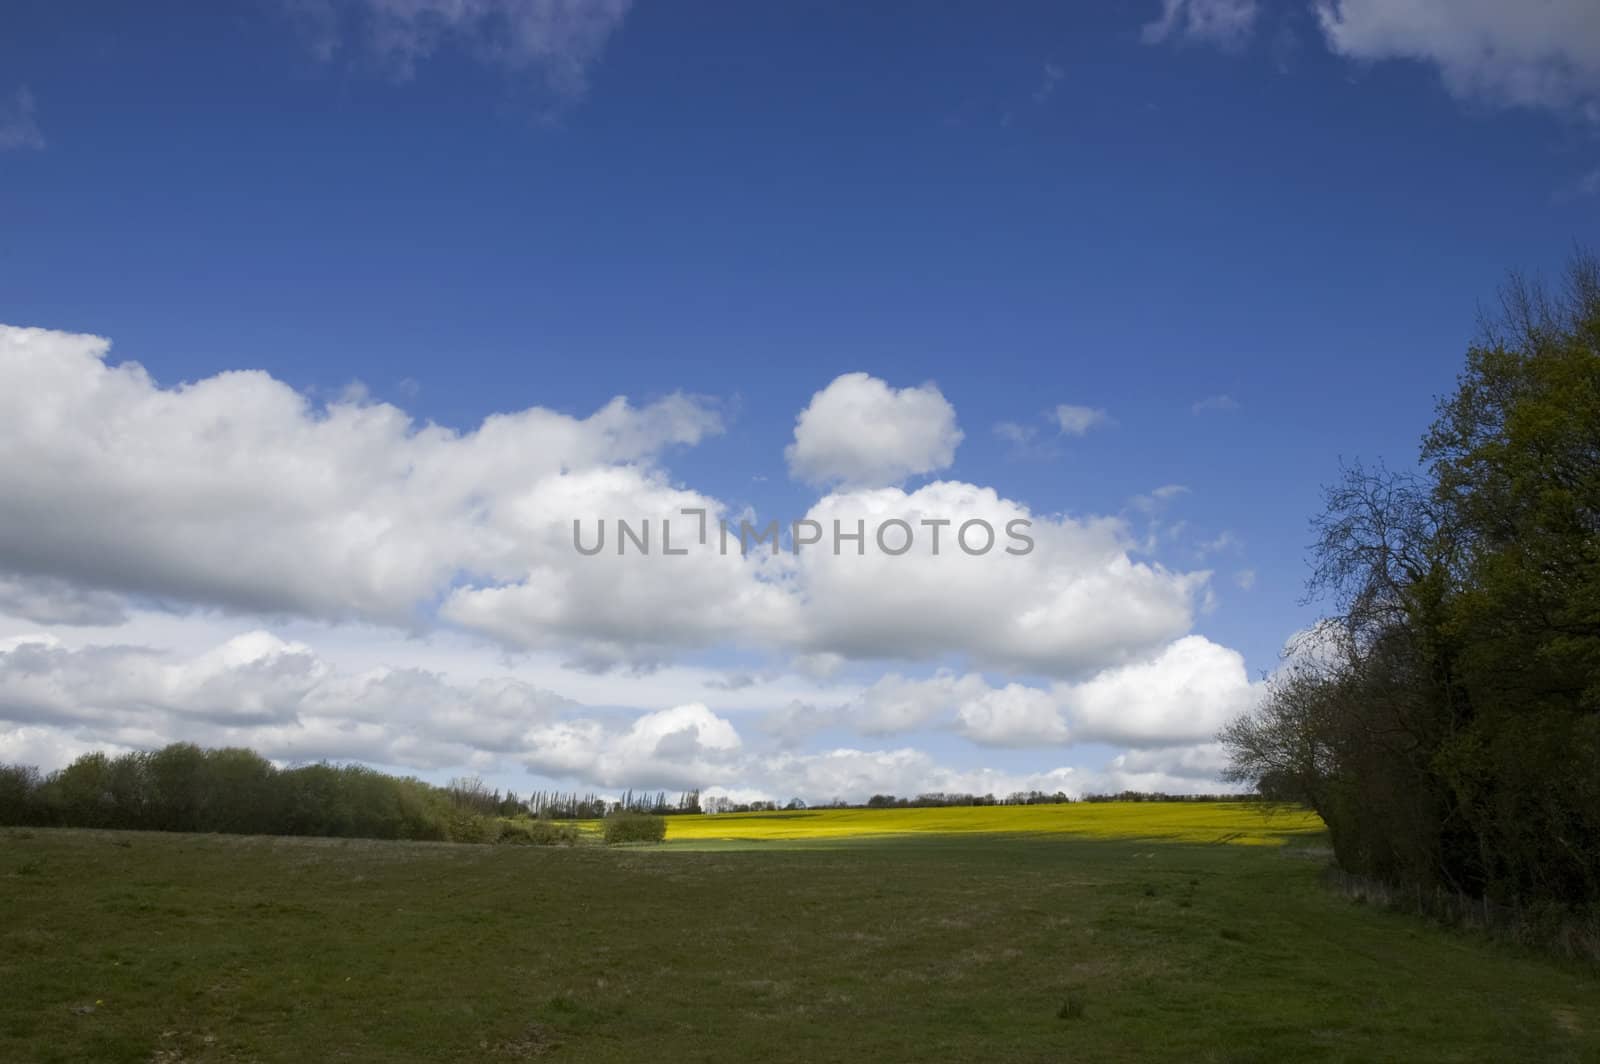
left=0, top=324, right=723, bottom=639
left=792, top=481, right=1206, bottom=675
left=522, top=702, right=742, bottom=789
left=1058, top=634, right=1260, bottom=746
left=785, top=372, right=963, bottom=488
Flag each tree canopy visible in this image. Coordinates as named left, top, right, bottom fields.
left=1223, top=251, right=1600, bottom=916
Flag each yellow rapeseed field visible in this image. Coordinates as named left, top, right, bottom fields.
left=660, top=801, right=1323, bottom=846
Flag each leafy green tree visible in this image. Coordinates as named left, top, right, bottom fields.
left=1223, top=251, right=1600, bottom=912
left=0, top=764, right=43, bottom=825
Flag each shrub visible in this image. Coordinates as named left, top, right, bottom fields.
left=603, top=812, right=666, bottom=845
left=441, top=805, right=497, bottom=844
left=496, top=818, right=578, bottom=846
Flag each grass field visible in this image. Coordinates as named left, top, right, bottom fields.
left=3, top=804, right=1595, bottom=1063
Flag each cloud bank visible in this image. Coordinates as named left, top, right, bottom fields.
left=0, top=323, right=1256, bottom=799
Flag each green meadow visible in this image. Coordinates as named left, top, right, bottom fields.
left=3, top=809, right=1595, bottom=1063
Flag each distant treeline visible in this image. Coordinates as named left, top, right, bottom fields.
left=0, top=743, right=1256, bottom=844
left=1079, top=791, right=1249, bottom=803
left=859, top=790, right=1247, bottom=809
left=0, top=744, right=668, bottom=844
left=708, top=790, right=1249, bottom=813
left=474, top=784, right=702, bottom=820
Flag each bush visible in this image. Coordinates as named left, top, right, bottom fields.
left=603, top=812, right=666, bottom=845
left=440, top=804, right=497, bottom=844
left=495, top=818, right=579, bottom=846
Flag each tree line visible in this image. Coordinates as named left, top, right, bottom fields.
left=1221, top=253, right=1600, bottom=951
left=449, top=781, right=703, bottom=820
left=0, top=739, right=1274, bottom=844
left=860, top=790, right=1247, bottom=808
left=0, top=743, right=673, bottom=844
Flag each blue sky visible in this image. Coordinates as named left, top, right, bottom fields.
left=1, top=1, right=1598, bottom=800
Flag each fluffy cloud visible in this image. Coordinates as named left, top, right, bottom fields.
left=2, top=322, right=1260, bottom=794
left=437, top=469, right=799, bottom=669
left=759, top=634, right=1256, bottom=750
left=0, top=618, right=1252, bottom=799
left=0, top=629, right=570, bottom=770
left=1141, top=0, right=1259, bottom=49
left=1315, top=0, right=1600, bottom=118
left=1107, top=742, right=1232, bottom=780
left=522, top=702, right=742, bottom=789
left=955, top=684, right=1070, bottom=746
left=2, top=326, right=1213, bottom=677
left=0, top=626, right=994, bottom=797
left=1058, top=635, right=1260, bottom=746
left=785, top=373, right=963, bottom=488
left=0, top=324, right=723, bottom=638
left=292, top=0, right=632, bottom=97
left=1093, top=742, right=1238, bottom=795
left=792, top=481, right=1205, bottom=675
left=0, top=632, right=326, bottom=730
